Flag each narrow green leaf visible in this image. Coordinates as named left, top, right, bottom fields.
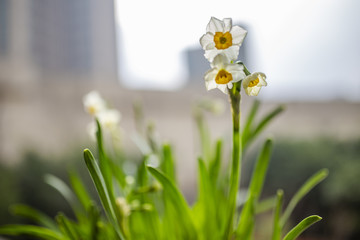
left=271, top=190, right=284, bottom=240
left=147, top=166, right=197, bottom=239
left=44, top=174, right=77, bottom=208
left=162, top=143, right=176, bottom=183
left=247, top=105, right=285, bottom=147
left=242, top=99, right=260, bottom=147
left=255, top=195, right=276, bottom=214
left=281, top=169, right=328, bottom=226
left=209, top=139, right=222, bottom=186
left=283, top=215, right=322, bottom=240
left=69, top=170, right=92, bottom=211
left=83, top=149, right=124, bottom=240
left=0, top=225, right=63, bottom=240
left=198, top=158, right=219, bottom=239
left=10, top=204, right=58, bottom=230
left=236, top=138, right=273, bottom=239
left=56, top=213, right=79, bottom=240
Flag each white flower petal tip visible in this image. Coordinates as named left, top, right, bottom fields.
left=242, top=72, right=267, bottom=96
left=200, top=17, right=247, bottom=62
left=83, top=91, right=106, bottom=116
left=204, top=56, right=246, bottom=95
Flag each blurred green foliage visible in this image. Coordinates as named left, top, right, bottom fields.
left=261, top=137, right=360, bottom=240
left=1, top=137, right=359, bottom=239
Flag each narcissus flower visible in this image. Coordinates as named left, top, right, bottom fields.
left=242, top=72, right=267, bottom=96
left=200, top=17, right=247, bottom=62
left=97, top=109, right=121, bottom=130
left=83, top=91, right=106, bottom=116
left=204, top=54, right=246, bottom=94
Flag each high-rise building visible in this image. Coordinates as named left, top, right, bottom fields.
left=0, top=0, right=118, bottom=85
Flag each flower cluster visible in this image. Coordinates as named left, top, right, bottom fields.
left=83, top=91, right=121, bottom=139
left=200, top=17, right=267, bottom=96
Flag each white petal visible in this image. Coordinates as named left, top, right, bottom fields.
left=232, top=71, right=246, bottom=83
left=217, top=84, right=229, bottom=94
left=204, top=49, right=221, bottom=63
left=200, top=33, right=215, bottom=50
left=223, top=18, right=232, bottom=32
left=205, top=79, right=217, bottom=91
left=231, top=26, right=247, bottom=45
left=211, top=54, right=230, bottom=68
left=206, top=17, right=224, bottom=33
left=204, top=68, right=218, bottom=91
left=222, top=46, right=240, bottom=61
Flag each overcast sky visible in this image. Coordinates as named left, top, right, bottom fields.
left=115, top=0, right=360, bottom=101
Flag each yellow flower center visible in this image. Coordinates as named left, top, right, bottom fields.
left=214, top=32, right=232, bottom=50
left=88, top=106, right=97, bottom=115
left=248, top=78, right=259, bottom=87
left=215, top=69, right=233, bottom=84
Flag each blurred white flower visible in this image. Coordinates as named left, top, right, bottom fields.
left=116, top=197, right=131, bottom=217
left=200, top=17, right=247, bottom=62
left=86, top=121, right=97, bottom=141
left=97, top=109, right=121, bottom=130
left=242, top=72, right=267, bottom=96
left=204, top=54, right=246, bottom=94
left=83, top=91, right=106, bottom=116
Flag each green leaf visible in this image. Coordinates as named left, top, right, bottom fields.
left=236, top=138, right=273, bottom=239
left=271, top=190, right=284, bottom=240
left=162, top=143, right=176, bottom=183
left=209, top=139, right=223, bottom=186
left=44, top=174, right=77, bottom=208
left=282, top=215, right=322, bottom=240
left=0, top=225, right=63, bottom=240
left=83, top=149, right=124, bottom=240
left=242, top=100, right=260, bottom=148
left=56, top=213, right=79, bottom=240
left=147, top=166, right=197, bottom=239
left=255, top=195, right=276, bottom=214
left=246, top=105, right=285, bottom=147
left=197, top=158, right=219, bottom=239
left=10, top=204, right=58, bottom=231
left=281, top=169, right=328, bottom=226
left=69, top=170, right=92, bottom=212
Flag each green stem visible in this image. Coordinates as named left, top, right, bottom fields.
left=224, top=83, right=242, bottom=239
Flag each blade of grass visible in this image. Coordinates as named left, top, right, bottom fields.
left=282, top=215, right=322, bottom=240
left=280, top=169, right=328, bottom=227
left=271, top=190, right=284, bottom=240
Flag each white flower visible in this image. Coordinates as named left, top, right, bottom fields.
left=97, top=109, right=121, bottom=130
left=83, top=91, right=106, bottom=116
left=204, top=54, right=246, bottom=94
left=200, top=17, right=247, bottom=62
left=242, top=72, right=267, bottom=96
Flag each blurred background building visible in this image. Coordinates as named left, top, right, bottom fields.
left=0, top=0, right=360, bottom=239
